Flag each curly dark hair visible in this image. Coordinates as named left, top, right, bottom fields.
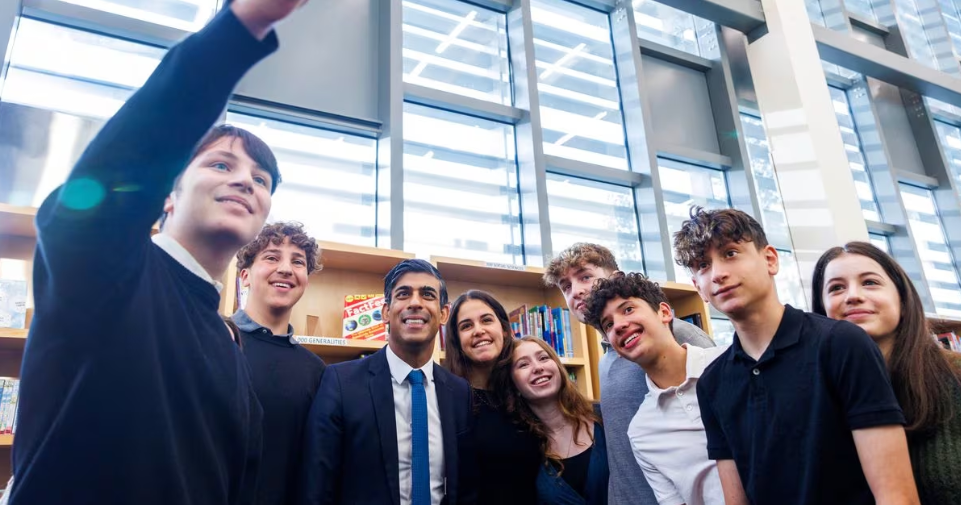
left=236, top=222, right=322, bottom=274
left=584, top=271, right=673, bottom=334
left=672, top=206, right=769, bottom=270
left=543, top=242, right=619, bottom=288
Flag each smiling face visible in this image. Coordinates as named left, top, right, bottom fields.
left=511, top=340, right=563, bottom=405
left=690, top=240, right=780, bottom=319
left=455, top=298, right=505, bottom=367
left=240, top=237, right=308, bottom=313
left=163, top=137, right=274, bottom=250
left=558, top=263, right=612, bottom=325
left=383, top=272, right=450, bottom=351
left=599, top=296, right=675, bottom=366
left=821, top=253, right=901, bottom=344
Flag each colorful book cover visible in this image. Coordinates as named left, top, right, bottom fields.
left=0, top=280, right=28, bottom=329
left=509, top=305, right=529, bottom=338
left=342, top=294, right=387, bottom=340
left=6, top=380, right=19, bottom=434
left=0, top=380, right=9, bottom=434
left=562, top=309, right=574, bottom=358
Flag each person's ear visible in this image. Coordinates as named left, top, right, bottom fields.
left=439, top=303, right=451, bottom=326
left=659, top=302, right=674, bottom=325
left=764, top=245, right=780, bottom=276
left=240, top=268, right=252, bottom=288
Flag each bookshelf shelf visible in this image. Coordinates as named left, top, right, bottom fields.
left=295, top=336, right=386, bottom=361
left=0, top=434, right=12, bottom=447
left=433, top=257, right=547, bottom=289
left=0, top=204, right=36, bottom=239
left=929, top=315, right=961, bottom=335
left=0, top=329, right=27, bottom=352
left=317, top=241, right=414, bottom=274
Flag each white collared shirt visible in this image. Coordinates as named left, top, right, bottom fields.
left=385, top=345, right=445, bottom=505
left=151, top=234, right=224, bottom=293
left=628, top=344, right=729, bottom=505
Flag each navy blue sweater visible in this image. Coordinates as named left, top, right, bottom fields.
left=12, top=10, right=277, bottom=505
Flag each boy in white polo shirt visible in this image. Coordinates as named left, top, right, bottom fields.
left=585, top=272, right=727, bottom=505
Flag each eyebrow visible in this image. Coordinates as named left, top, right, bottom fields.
left=205, top=150, right=268, bottom=175
left=458, top=310, right=493, bottom=326
left=394, top=285, right=438, bottom=293
left=260, top=248, right=305, bottom=258
left=826, top=271, right=884, bottom=285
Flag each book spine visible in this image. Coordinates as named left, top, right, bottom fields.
left=5, top=380, right=18, bottom=434
left=0, top=380, right=9, bottom=434
left=563, top=309, right=574, bottom=358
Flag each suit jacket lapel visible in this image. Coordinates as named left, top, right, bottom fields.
left=370, top=349, right=401, bottom=505
left=434, top=364, right=458, bottom=502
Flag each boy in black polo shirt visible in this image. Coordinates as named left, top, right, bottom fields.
left=12, top=2, right=305, bottom=504
left=672, top=207, right=919, bottom=505
left=233, top=222, right=326, bottom=505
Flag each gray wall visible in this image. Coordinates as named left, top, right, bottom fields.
left=641, top=54, right=721, bottom=153
left=850, top=25, right=885, bottom=48
left=870, top=79, right=928, bottom=175
left=235, top=0, right=380, bottom=122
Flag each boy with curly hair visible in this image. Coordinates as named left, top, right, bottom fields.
left=585, top=272, right=727, bottom=505
left=233, top=222, right=326, bottom=505
left=673, top=207, right=917, bottom=505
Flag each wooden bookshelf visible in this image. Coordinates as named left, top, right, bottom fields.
left=0, top=329, right=27, bottom=353
left=0, top=204, right=36, bottom=239
left=222, top=241, right=413, bottom=364
left=929, top=315, right=961, bottom=335
left=431, top=256, right=596, bottom=400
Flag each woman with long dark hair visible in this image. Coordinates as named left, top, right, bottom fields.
left=444, top=290, right=540, bottom=504
left=812, top=241, right=961, bottom=504
left=495, top=336, right=608, bottom=505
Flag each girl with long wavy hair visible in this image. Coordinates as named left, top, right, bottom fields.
left=494, top=336, right=607, bottom=504
left=444, top=290, right=540, bottom=504
left=812, top=241, right=961, bottom=505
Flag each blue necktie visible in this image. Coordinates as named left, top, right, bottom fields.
left=408, top=370, right=430, bottom=505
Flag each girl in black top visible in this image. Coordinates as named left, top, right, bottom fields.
left=445, top=290, right=541, bottom=505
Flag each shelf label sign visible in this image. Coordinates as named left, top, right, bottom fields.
left=295, top=336, right=349, bottom=346
left=483, top=262, right=526, bottom=272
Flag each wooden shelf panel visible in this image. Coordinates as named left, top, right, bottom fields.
left=0, top=204, right=36, bottom=239
left=319, top=241, right=413, bottom=274
left=432, top=257, right=547, bottom=289
left=929, top=315, right=961, bottom=334
left=0, top=329, right=27, bottom=352
left=295, top=336, right=385, bottom=362
left=0, top=434, right=12, bottom=447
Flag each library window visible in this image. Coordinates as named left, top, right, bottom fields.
left=56, top=0, right=218, bottom=31
left=710, top=317, right=735, bottom=347
left=632, top=0, right=719, bottom=59
left=658, top=158, right=730, bottom=283
left=402, top=102, right=523, bottom=264
left=940, top=0, right=961, bottom=58
left=531, top=0, right=629, bottom=170
left=899, top=182, right=961, bottom=318
left=402, top=0, right=511, bottom=105
left=546, top=173, right=644, bottom=273
left=869, top=233, right=891, bottom=254
left=892, top=0, right=943, bottom=71
left=225, top=113, right=378, bottom=247
left=844, top=0, right=877, bottom=21
left=0, top=19, right=164, bottom=207
left=934, top=121, right=961, bottom=195
left=740, top=112, right=807, bottom=309
left=829, top=86, right=883, bottom=222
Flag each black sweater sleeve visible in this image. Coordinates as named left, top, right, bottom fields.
left=33, top=8, right=277, bottom=306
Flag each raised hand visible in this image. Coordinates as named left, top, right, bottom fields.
left=230, top=0, right=308, bottom=40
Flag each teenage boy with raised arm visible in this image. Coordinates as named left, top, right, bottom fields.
left=12, top=2, right=304, bottom=504
left=585, top=272, right=726, bottom=505
left=233, top=222, right=326, bottom=505
left=543, top=243, right=714, bottom=505
left=673, top=207, right=919, bottom=505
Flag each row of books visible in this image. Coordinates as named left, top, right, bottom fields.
left=0, top=378, right=18, bottom=435
left=509, top=305, right=574, bottom=359
left=936, top=331, right=961, bottom=352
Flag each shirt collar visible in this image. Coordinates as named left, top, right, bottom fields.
left=385, top=344, right=435, bottom=385
left=231, top=309, right=296, bottom=345
left=152, top=234, right=224, bottom=293
left=729, top=304, right=803, bottom=364
left=646, top=344, right=725, bottom=399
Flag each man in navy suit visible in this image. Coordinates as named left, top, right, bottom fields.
left=299, top=259, right=477, bottom=505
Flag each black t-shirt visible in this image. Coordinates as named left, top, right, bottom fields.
left=234, top=311, right=326, bottom=505
left=557, top=445, right=593, bottom=499
left=472, top=389, right=541, bottom=505
left=697, top=305, right=905, bottom=505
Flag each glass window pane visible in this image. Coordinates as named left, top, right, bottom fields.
left=710, top=317, right=735, bottom=347
left=402, top=103, right=522, bottom=263
left=740, top=113, right=792, bottom=250
left=805, top=0, right=827, bottom=25
left=776, top=249, right=807, bottom=310
left=57, top=0, right=218, bottom=31
left=934, top=120, right=961, bottom=196
left=869, top=233, right=891, bottom=254
left=845, top=0, right=877, bottom=21
left=546, top=173, right=643, bottom=273
left=0, top=20, right=165, bottom=207
left=899, top=183, right=961, bottom=318
left=531, top=0, right=628, bottom=170
left=402, top=0, right=511, bottom=105
left=829, top=86, right=883, bottom=222
left=632, top=0, right=718, bottom=59
left=658, top=158, right=731, bottom=283
left=940, top=0, right=961, bottom=57
left=892, top=0, right=944, bottom=70
left=225, top=113, right=378, bottom=247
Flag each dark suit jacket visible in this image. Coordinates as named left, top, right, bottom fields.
left=298, top=347, right=477, bottom=505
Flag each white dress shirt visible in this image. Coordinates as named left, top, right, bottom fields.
left=151, top=234, right=224, bottom=293
left=385, top=345, right=445, bottom=505
left=628, top=344, right=729, bottom=505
